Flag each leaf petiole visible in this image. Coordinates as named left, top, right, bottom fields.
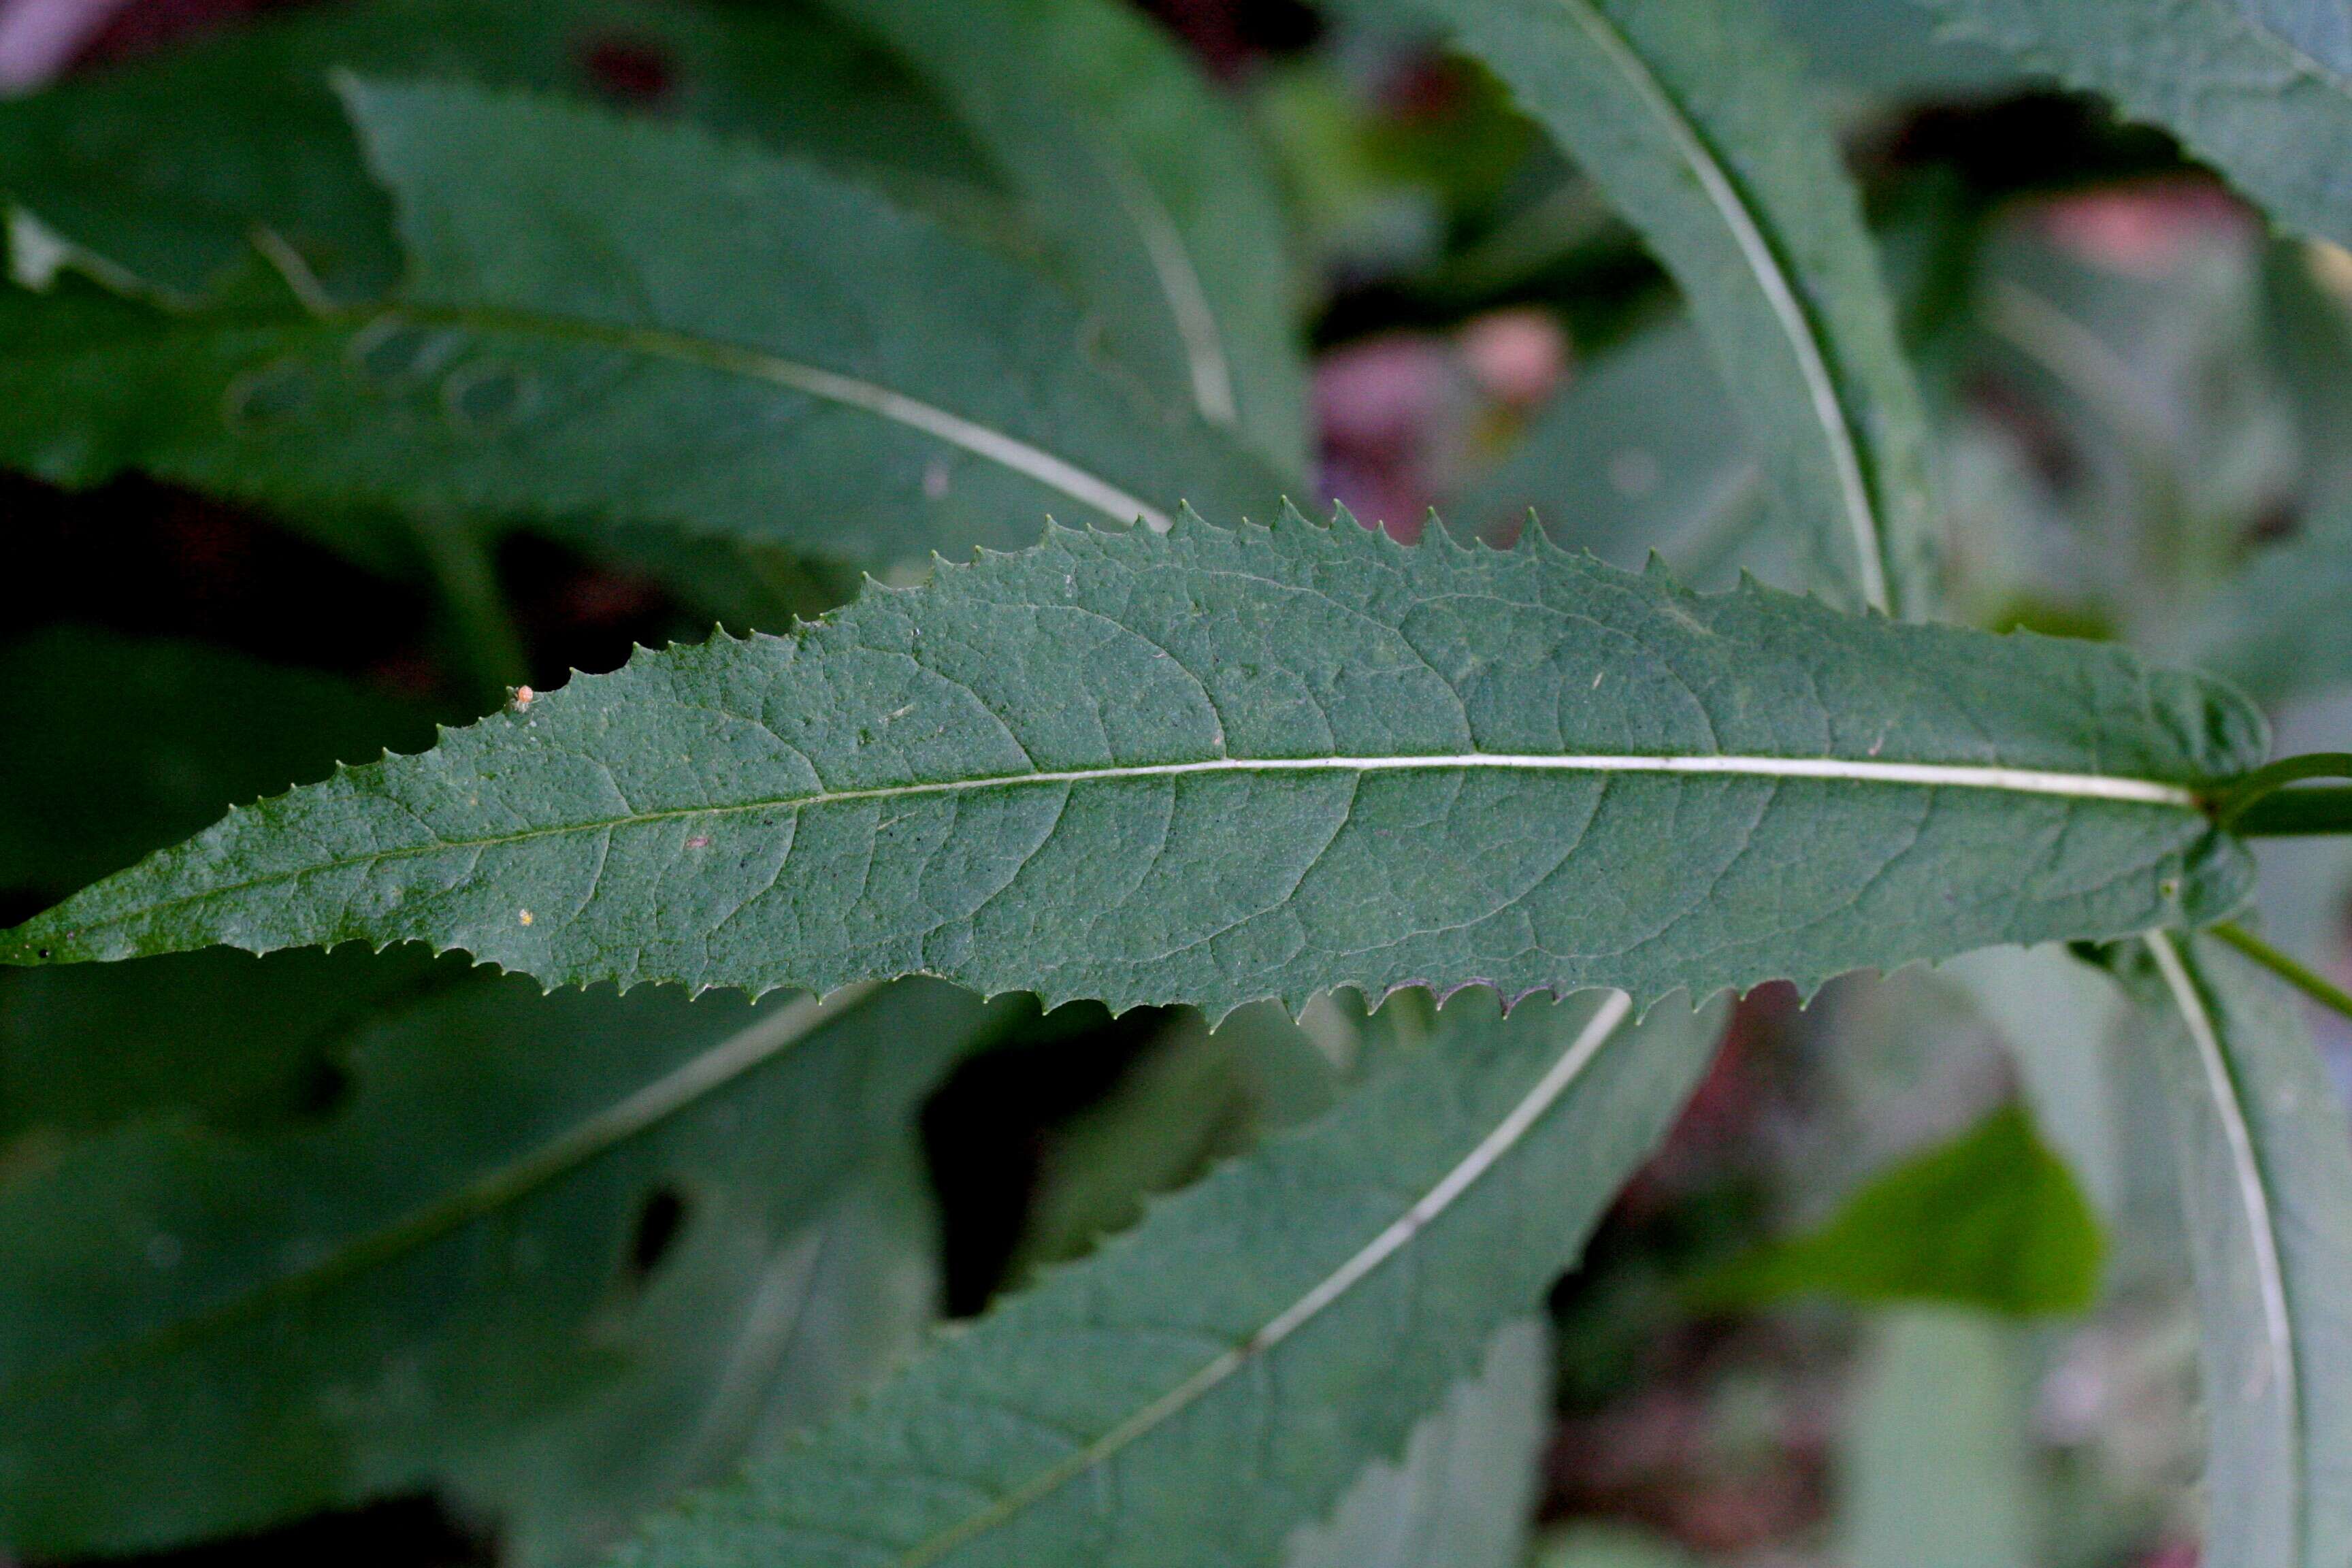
left=2212, top=753, right=2352, bottom=836
left=2210, top=921, right=2352, bottom=1025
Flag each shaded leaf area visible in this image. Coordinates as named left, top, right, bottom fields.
left=0, top=947, right=451, bottom=1149
left=1390, top=0, right=1937, bottom=615
left=1447, top=314, right=1761, bottom=578
left=1, top=511, right=2264, bottom=1015
left=0, top=974, right=1010, bottom=1566
left=824, top=0, right=1309, bottom=474
left=0, top=79, right=1284, bottom=571
left=1835, top=1309, right=2036, bottom=1568
left=2098, top=931, right=2352, bottom=1568
left=1917, top=0, right=2352, bottom=252
left=0, top=0, right=996, bottom=304
left=2189, top=510, right=2352, bottom=706
left=1698, top=1102, right=2104, bottom=1317
left=0, top=626, right=438, bottom=897
left=1286, top=1316, right=1551, bottom=1568
left=615, top=988, right=1722, bottom=1568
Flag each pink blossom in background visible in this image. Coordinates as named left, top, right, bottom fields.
left=0, top=0, right=133, bottom=89
left=2038, top=179, right=2251, bottom=278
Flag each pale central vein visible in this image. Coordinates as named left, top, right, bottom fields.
left=2144, top=930, right=2302, bottom=1540
left=356, top=295, right=1174, bottom=532
left=888, top=990, right=1636, bottom=1568
left=1560, top=0, right=1890, bottom=615
left=5, top=984, right=872, bottom=1404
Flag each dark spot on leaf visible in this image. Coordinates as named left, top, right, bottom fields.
left=627, top=1185, right=689, bottom=1280
left=442, top=363, right=533, bottom=431
left=223, top=359, right=316, bottom=433
left=581, top=34, right=676, bottom=105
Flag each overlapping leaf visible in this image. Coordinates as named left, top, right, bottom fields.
left=613, top=988, right=1720, bottom=1568
left=0, top=975, right=1005, bottom=1565
left=823, top=0, right=1309, bottom=474
left=1916, top=0, right=2352, bottom=250
left=2102, top=932, right=2352, bottom=1568
left=0, top=80, right=1282, bottom=568
left=0, top=0, right=994, bottom=304
left=1391, top=0, right=1938, bottom=615
left=1, top=510, right=2264, bottom=1014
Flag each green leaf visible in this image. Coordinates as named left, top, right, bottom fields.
left=0, top=948, right=453, bottom=1146
left=1391, top=0, right=1938, bottom=616
left=1835, top=1309, right=2036, bottom=1568
left=1284, top=1317, right=1550, bottom=1568
left=0, top=79, right=1283, bottom=568
left=0, top=510, right=2264, bottom=1014
left=0, top=975, right=1005, bottom=1563
left=821, top=0, right=1310, bottom=475
left=1699, top=1102, right=2105, bottom=1316
left=1914, top=0, right=2352, bottom=251
left=1446, top=314, right=1764, bottom=577
left=0, top=0, right=995, bottom=304
left=0, top=627, right=437, bottom=897
left=2189, top=508, right=2352, bottom=706
left=2102, top=930, right=2352, bottom=1568
left=612, top=987, right=1721, bottom=1568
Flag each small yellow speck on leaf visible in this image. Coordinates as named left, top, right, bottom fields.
left=519, top=909, right=534, bottom=926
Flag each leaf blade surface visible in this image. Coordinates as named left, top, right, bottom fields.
left=613, top=988, right=1719, bottom=1568
left=1, top=512, right=2264, bottom=1014
left=1395, top=0, right=1937, bottom=615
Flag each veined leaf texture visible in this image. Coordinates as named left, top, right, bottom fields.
left=3, top=510, right=2263, bottom=1013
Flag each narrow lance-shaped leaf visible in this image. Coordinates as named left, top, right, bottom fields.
left=1915, top=0, right=2352, bottom=253
left=0, top=0, right=998, bottom=304
left=1, top=509, right=2264, bottom=1017
left=0, top=975, right=1008, bottom=1565
left=2101, top=931, right=2352, bottom=1568
left=612, top=987, right=1724, bottom=1568
left=0, top=80, right=1283, bottom=568
left=822, top=0, right=1310, bottom=475
left=1389, top=0, right=1938, bottom=617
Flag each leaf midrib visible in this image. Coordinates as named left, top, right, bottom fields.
left=882, top=991, right=1636, bottom=1568
left=27, top=751, right=2202, bottom=946
left=0, top=985, right=872, bottom=1407
left=1556, top=0, right=1891, bottom=612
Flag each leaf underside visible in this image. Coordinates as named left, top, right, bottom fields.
left=1, top=509, right=2261, bottom=1016
left=1919, top=0, right=2352, bottom=250
left=612, top=988, right=1722, bottom=1568
left=0, top=975, right=999, bottom=1563
left=1400, top=0, right=1938, bottom=617
left=0, top=79, right=1281, bottom=568
left=2107, top=931, right=2352, bottom=1568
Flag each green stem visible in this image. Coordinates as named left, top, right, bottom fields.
left=2212, top=752, right=2352, bottom=832
left=2210, top=921, right=2352, bottom=1025
left=2230, top=786, right=2352, bottom=838
left=409, top=509, right=529, bottom=712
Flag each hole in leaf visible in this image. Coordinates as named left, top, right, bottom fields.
left=348, top=316, right=463, bottom=388
left=626, top=1185, right=689, bottom=1281
left=441, top=362, right=534, bottom=431
left=221, top=359, right=316, bottom=434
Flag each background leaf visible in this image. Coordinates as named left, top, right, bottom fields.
left=0, top=626, right=436, bottom=896
left=0, top=78, right=1284, bottom=571
left=1392, top=0, right=1939, bottom=615
left=821, top=0, right=1310, bottom=475
left=0, top=975, right=1008, bottom=1565
left=0, top=0, right=996, bottom=303
left=614, top=987, right=1722, bottom=1568
left=0, top=512, right=2261, bottom=1015
left=1699, top=1102, right=2104, bottom=1317
left=1284, top=1316, right=1552, bottom=1568
left=2102, top=931, right=2352, bottom=1568
left=1915, top=0, right=2352, bottom=251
